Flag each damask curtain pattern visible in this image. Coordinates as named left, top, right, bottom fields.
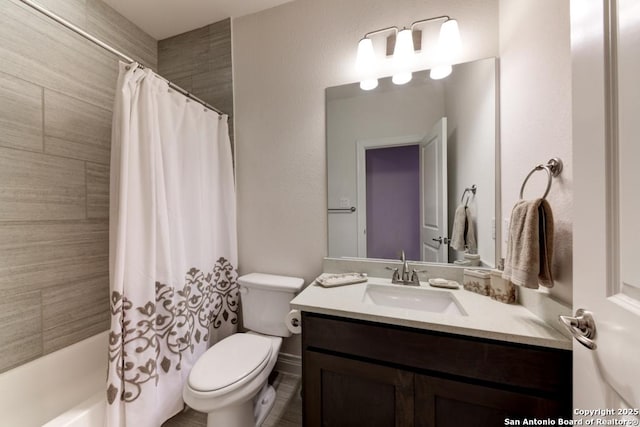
left=107, top=63, right=238, bottom=427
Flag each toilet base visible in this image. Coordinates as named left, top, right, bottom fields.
left=254, top=384, right=276, bottom=426
left=206, top=399, right=254, bottom=427
left=204, top=384, right=277, bottom=427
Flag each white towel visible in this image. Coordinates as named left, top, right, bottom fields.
left=502, top=199, right=554, bottom=289
left=450, top=205, right=477, bottom=252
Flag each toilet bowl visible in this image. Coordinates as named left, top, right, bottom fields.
left=183, top=273, right=304, bottom=427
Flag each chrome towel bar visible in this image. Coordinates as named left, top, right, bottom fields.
left=460, top=185, right=477, bottom=207
left=328, top=207, right=356, bottom=213
left=519, top=158, right=563, bottom=199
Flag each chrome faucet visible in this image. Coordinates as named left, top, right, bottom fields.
left=385, top=250, right=427, bottom=286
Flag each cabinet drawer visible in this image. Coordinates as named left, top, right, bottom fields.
left=302, top=312, right=571, bottom=395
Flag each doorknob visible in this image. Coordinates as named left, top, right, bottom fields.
left=432, top=237, right=450, bottom=244
left=558, top=309, right=597, bottom=350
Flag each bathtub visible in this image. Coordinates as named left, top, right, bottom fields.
left=0, top=331, right=107, bottom=427
left=42, top=392, right=104, bottom=427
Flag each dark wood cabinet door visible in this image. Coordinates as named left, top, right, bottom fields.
left=304, top=350, right=414, bottom=427
left=414, top=375, right=568, bottom=427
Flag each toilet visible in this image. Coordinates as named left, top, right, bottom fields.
left=183, top=273, right=304, bottom=427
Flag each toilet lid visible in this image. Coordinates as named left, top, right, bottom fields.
left=188, top=334, right=273, bottom=392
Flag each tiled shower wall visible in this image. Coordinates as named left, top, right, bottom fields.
left=0, top=0, right=157, bottom=373
left=158, top=18, right=234, bottom=148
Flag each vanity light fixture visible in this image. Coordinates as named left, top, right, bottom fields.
left=356, top=37, right=378, bottom=90
left=392, top=28, right=414, bottom=85
left=430, top=65, right=453, bottom=80
left=428, top=17, right=461, bottom=79
left=356, top=26, right=397, bottom=90
left=355, top=16, right=462, bottom=90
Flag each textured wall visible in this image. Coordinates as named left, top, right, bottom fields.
left=233, top=0, right=499, bottom=285
left=233, top=0, right=498, bottom=355
left=499, top=0, right=572, bottom=304
left=0, top=0, right=156, bottom=373
left=158, top=19, right=234, bottom=147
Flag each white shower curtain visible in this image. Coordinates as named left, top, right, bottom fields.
left=106, top=62, right=238, bottom=427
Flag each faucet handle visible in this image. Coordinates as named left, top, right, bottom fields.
left=385, top=266, right=400, bottom=282
left=410, top=269, right=429, bottom=283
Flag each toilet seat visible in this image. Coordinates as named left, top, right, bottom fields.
left=188, top=334, right=273, bottom=394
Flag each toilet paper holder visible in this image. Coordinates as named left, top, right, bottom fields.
left=286, top=309, right=302, bottom=334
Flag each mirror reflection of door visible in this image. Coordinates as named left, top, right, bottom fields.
left=365, top=144, right=420, bottom=260
left=356, top=135, right=424, bottom=258
left=356, top=117, right=448, bottom=262
left=420, top=117, right=448, bottom=263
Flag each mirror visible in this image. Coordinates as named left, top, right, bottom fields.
left=326, top=57, right=499, bottom=267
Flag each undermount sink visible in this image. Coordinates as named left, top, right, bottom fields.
left=362, top=283, right=467, bottom=316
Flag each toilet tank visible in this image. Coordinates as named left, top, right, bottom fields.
left=238, top=273, right=304, bottom=337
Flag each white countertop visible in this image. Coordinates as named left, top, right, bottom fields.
left=290, top=277, right=572, bottom=350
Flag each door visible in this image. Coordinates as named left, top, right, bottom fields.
left=365, top=145, right=420, bottom=260
left=414, top=375, right=568, bottom=426
left=303, top=350, right=414, bottom=427
left=355, top=134, right=424, bottom=258
left=420, top=117, right=448, bottom=262
left=571, top=0, right=640, bottom=419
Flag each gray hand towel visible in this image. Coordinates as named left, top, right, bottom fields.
left=450, top=205, right=477, bottom=252
left=502, top=199, right=554, bottom=288
left=450, top=205, right=467, bottom=251
left=465, top=207, right=477, bottom=252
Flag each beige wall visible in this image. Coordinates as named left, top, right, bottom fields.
left=233, top=0, right=499, bottom=286
left=234, top=0, right=571, bottom=300
left=233, top=0, right=572, bottom=358
left=233, top=0, right=498, bottom=355
left=499, top=0, right=572, bottom=304
left=0, top=0, right=156, bottom=372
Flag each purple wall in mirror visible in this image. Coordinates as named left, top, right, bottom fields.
left=366, top=145, right=420, bottom=260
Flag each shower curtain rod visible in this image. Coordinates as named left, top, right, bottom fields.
left=18, top=0, right=228, bottom=118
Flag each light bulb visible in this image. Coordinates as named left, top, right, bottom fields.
left=394, top=28, right=414, bottom=61
left=392, top=28, right=414, bottom=85
left=356, top=37, right=375, bottom=72
left=392, top=71, right=412, bottom=85
left=360, top=78, right=379, bottom=90
left=438, top=19, right=461, bottom=57
left=430, top=65, right=452, bottom=80
left=357, top=37, right=378, bottom=91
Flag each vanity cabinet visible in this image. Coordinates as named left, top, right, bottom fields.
left=301, top=312, right=571, bottom=427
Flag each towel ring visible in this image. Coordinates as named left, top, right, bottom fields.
left=519, top=158, right=563, bottom=199
left=460, top=185, right=477, bottom=207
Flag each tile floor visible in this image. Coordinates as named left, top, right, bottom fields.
left=162, top=372, right=302, bottom=427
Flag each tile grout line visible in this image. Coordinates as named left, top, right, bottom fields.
left=84, top=160, right=89, bottom=219
left=41, top=86, right=45, bottom=153
left=39, top=289, right=44, bottom=360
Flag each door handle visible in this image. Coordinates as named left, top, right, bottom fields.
left=558, top=309, right=597, bottom=350
left=432, top=237, right=450, bottom=245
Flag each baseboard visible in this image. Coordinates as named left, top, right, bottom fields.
left=275, top=352, right=302, bottom=377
